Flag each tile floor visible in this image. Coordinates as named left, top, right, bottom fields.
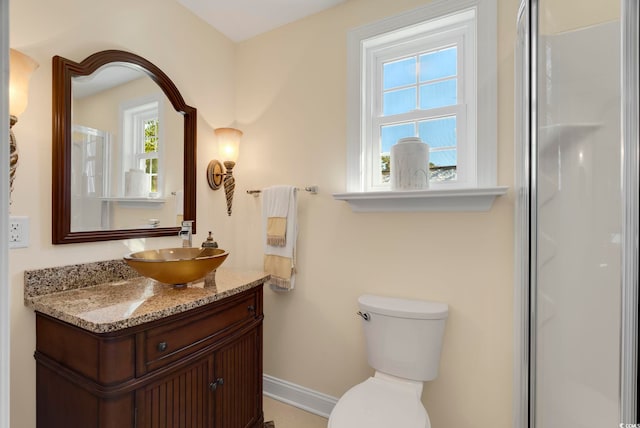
left=263, top=396, right=328, bottom=428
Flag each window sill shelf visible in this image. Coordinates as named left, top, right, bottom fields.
left=332, top=186, right=508, bottom=212
left=101, top=197, right=166, bottom=205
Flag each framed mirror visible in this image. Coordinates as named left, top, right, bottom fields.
left=52, top=50, right=196, bottom=244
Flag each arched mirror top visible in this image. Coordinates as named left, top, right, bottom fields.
left=64, top=50, right=193, bottom=114
left=52, top=50, right=197, bottom=244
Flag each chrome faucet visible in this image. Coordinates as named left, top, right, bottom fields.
left=179, top=220, right=193, bottom=247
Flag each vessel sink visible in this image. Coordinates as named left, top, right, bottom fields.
left=124, top=247, right=228, bottom=286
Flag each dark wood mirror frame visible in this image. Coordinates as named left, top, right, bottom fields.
left=52, top=50, right=196, bottom=244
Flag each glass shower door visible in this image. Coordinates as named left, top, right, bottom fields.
left=534, top=1, right=622, bottom=426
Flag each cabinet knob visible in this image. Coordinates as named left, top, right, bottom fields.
left=209, top=378, right=224, bottom=391
left=157, top=341, right=168, bottom=352
left=247, top=305, right=255, bottom=313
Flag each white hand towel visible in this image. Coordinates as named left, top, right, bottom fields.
left=263, top=185, right=297, bottom=291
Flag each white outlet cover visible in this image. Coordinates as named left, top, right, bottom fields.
left=9, top=216, right=29, bottom=249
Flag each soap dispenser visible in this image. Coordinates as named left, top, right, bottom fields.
left=202, top=231, right=219, bottom=288
left=202, top=231, right=218, bottom=249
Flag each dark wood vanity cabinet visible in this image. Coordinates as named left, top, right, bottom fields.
left=34, top=286, right=264, bottom=428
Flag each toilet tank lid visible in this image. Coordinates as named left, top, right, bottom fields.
left=358, top=294, right=448, bottom=320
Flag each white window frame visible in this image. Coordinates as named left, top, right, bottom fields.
left=368, top=12, right=475, bottom=191
left=120, top=93, right=165, bottom=197
left=336, top=0, right=506, bottom=211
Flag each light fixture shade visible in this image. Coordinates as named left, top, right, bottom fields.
left=9, top=49, right=39, bottom=118
left=215, top=127, right=242, bottom=164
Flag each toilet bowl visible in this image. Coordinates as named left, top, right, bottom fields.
left=328, top=372, right=430, bottom=428
left=328, top=294, right=448, bottom=428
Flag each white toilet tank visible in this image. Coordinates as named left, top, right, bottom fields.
left=358, top=294, right=448, bottom=381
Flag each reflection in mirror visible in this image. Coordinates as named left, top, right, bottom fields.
left=52, top=50, right=196, bottom=244
left=70, top=65, right=183, bottom=231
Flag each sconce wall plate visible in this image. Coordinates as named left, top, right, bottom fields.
left=207, top=160, right=224, bottom=190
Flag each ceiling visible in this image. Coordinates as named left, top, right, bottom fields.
left=176, top=0, right=347, bottom=42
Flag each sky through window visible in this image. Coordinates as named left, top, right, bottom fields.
left=381, top=46, right=458, bottom=169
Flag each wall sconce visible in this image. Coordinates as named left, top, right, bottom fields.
left=206, top=127, right=243, bottom=216
left=9, top=49, right=39, bottom=201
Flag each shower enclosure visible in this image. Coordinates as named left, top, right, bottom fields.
left=516, top=0, right=638, bottom=427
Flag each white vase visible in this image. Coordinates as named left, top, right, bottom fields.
left=124, top=169, right=150, bottom=197
left=390, top=137, right=430, bottom=190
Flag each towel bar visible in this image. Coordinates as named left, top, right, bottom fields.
left=247, top=185, right=318, bottom=196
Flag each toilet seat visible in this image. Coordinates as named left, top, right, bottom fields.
left=328, top=376, right=430, bottom=428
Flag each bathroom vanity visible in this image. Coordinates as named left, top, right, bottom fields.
left=24, top=262, right=268, bottom=428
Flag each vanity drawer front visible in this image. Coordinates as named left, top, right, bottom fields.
left=141, top=292, right=257, bottom=372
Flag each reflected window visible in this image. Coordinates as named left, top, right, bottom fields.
left=140, top=118, right=159, bottom=193
left=121, top=94, right=164, bottom=197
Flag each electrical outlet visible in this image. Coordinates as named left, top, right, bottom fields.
left=9, top=216, right=29, bottom=249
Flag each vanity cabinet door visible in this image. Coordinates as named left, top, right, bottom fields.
left=213, top=327, right=261, bottom=428
left=135, top=326, right=262, bottom=428
left=136, top=355, right=214, bottom=428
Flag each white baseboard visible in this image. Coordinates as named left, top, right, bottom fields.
left=263, top=374, right=338, bottom=419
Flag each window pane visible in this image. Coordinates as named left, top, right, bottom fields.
left=383, top=87, right=416, bottom=116
left=145, top=119, right=159, bottom=153
left=383, top=57, right=416, bottom=90
left=420, top=47, right=457, bottom=82
left=418, top=116, right=456, bottom=150
left=381, top=122, right=415, bottom=154
left=429, top=164, right=457, bottom=182
left=419, top=80, right=457, bottom=109
left=381, top=154, right=390, bottom=182
left=143, top=158, right=159, bottom=174
left=419, top=116, right=457, bottom=180
left=429, top=149, right=457, bottom=167
left=150, top=175, right=158, bottom=193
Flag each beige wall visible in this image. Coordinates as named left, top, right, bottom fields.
left=540, top=0, right=620, bottom=34
left=9, top=0, right=517, bottom=427
left=233, top=0, right=516, bottom=427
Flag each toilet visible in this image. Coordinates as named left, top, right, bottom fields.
left=328, top=294, right=448, bottom=428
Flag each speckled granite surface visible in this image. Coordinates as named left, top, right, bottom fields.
left=24, top=259, right=140, bottom=300
left=24, top=262, right=269, bottom=334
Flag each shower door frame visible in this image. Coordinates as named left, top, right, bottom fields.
left=515, top=0, right=639, bottom=426
left=620, top=0, right=639, bottom=423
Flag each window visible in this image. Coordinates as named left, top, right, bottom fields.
left=120, top=94, right=164, bottom=197
left=377, top=40, right=467, bottom=188
left=345, top=0, right=498, bottom=195
left=139, top=117, right=159, bottom=193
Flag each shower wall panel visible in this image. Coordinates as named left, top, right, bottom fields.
left=535, top=20, right=621, bottom=428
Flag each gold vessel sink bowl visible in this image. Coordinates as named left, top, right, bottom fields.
left=124, top=247, right=229, bottom=287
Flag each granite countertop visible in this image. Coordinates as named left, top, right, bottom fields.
left=25, top=264, right=269, bottom=334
